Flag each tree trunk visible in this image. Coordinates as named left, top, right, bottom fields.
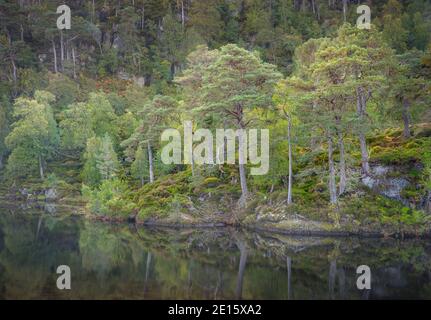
left=300, top=0, right=307, bottom=12
left=141, top=4, right=145, bottom=30
left=144, top=251, right=152, bottom=293
left=357, top=87, right=370, bottom=175
left=342, top=0, right=347, bottom=22
left=145, top=252, right=152, bottom=280
left=336, top=118, right=346, bottom=196
left=60, top=31, right=64, bottom=71
left=11, top=59, right=17, bottom=85
left=0, top=154, right=3, bottom=170
left=72, top=46, right=77, bottom=79
left=359, top=132, right=370, bottom=175
left=310, top=101, right=319, bottom=150
left=237, top=111, right=248, bottom=205
left=239, top=163, right=248, bottom=204
left=327, top=135, right=337, bottom=204
left=181, top=0, right=185, bottom=28
left=92, top=0, right=96, bottom=23
left=191, top=155, right=195, bottom=177
left=286, top=256, right=292, bottom=300
left=329, top=260, right=337, bottom=299
left=287, top=115, right=293, bottom=205
left=426, top=190, right=431, bottom=214
left=147, top=141, right=154, bottom=183
left=338, top=267, right=346, bottom=299
left=36, top=214, right=43, bottom=240
left=20, top=24, right=24, bottom=41
left=402, top=98, right=411, bottom=138
left=338, top=133, right=346, bottom=196
left=235, top=240, right=248, bottom=300
left=52, top=39, right=58, bottom=73
left=38, top=155, right=44, bottom=180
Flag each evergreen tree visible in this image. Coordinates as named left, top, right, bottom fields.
left=390, top=50, right=429, bottom=138
left=122, top=95, right=178, bottom=183
left=82, top=136, right=102, bottom=187
left=96, top=134, right=120, bottom=181
left=83, top=134, right=120, bottom=186
left=0, top=96, right=11, bottom=170
left=131, top=146, right=147, bottom=186
left=186, top=44, right=282, bottom=205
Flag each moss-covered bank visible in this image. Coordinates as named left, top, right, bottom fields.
left=1, top=125, right=430, bottom=238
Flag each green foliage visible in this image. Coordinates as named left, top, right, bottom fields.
left=422, top=138, right=431, bottom=190
left=86, top=92, right=118, bottom=141
left=60, top=102, right=94, bottom=151
left=4, top=146, right=38, bottom=178
left=0, top=95, right=11, bottom=168
left=46, top=73, right=80, bottom=111
left=134, top=169, right=192, bottom=219
left=82, top=179, right=135, bottom=217
left=0, top=0, right=430, bottom=232
left=44, top=173, right=60, bottom=189
left=96, top=134, right=120, bottom=181
left=97, top=48, right=119, bottom=77
left=380, top=206, right=428, bottom=233
left=82, top=137, right=102, bottom=187
left=131, top=146, right=147, bottom=186
left=82, top=133, right=119, bottom=187
left=370, top=127, right=430, bottom=165
left=190, top=44, right=282, bottom=128
left=5, top=91, right=59, bottom=179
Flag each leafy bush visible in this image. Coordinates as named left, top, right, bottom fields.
left=82, top=179, right=135, bottom=217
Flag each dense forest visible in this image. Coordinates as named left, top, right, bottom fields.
left=0, top=0, right=430, bottom=236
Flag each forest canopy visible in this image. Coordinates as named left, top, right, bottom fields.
left=0, top=0, right=430, bottom=234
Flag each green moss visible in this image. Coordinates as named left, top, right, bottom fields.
left=133, top=169, right=193, bottom=219
left=203, top=177, right=220, bottom=187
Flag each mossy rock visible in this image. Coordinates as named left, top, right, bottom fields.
left=203, top=177, right=220, bottom=187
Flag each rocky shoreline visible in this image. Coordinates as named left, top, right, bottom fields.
left=1, top=198, right=430, bottom=239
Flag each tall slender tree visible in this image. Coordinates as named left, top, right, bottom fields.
left=185, top=44, right=282, bottom=205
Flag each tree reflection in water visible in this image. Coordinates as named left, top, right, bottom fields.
left=0, top=209, right=431, bottom=299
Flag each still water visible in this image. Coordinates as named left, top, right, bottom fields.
left=0, top=206, right=430, bottom=299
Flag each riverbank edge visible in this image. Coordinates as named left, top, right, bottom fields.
left=1, top=196, right=430, bottom=239
left=88, top=213, right=431, bottom=239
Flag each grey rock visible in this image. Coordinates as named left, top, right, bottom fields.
left=44, top=203, right=57, bottom=214
left=362, top=165, right=410, bottom=204
left=45, top=188, right=58, bottom=201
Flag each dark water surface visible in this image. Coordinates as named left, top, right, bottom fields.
left=0, top=206, right=430, bottom=299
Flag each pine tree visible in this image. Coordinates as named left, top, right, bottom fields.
left=0, top=96, right=11, bottom=170
left=131, top=146, right=147, bottom=186
left=96, top=134, right=120, bottom=181
left=121, top=95, right=178, bottom=183
left=391, top=50, right=429, bottom=138
left=82, top=137, right=102, bottom=187
left=382, top=0, right=408, bottom=53
left=185, top=44, right=282, bottom=205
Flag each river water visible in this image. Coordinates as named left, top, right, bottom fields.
left=0, top=206, right=430, bottom=299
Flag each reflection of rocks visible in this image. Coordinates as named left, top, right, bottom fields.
left=19, top=188, right=32, bottom=200
left=44, top=203, right=57, bottom=215
left=383, top=266, right=406, bottom=288
left=45, top=188, right=58, bottom=202
left=1, top=211, right=431, bottom=299
left=0, top=226, right=4, bottom=252
left=372, top=265, right=409, bottom=298
left=424, top=191, right=431, bottom=214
